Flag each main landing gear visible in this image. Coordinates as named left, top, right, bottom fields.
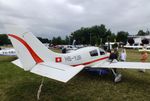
left=111, top=69, right=122, bottom=83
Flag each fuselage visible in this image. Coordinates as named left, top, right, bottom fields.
left=53, top=46, right=110, bottom=67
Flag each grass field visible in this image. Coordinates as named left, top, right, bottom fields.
left=1, top=49, right=150, bottom=101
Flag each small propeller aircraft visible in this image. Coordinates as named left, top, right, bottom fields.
left=139, top=48, right=150, bottom=52
left=7, top=33, right=150, bottom=83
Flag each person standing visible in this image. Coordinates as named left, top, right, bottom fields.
left=141, top=51, right=148, bottom=62
left=109, top=50, right=117, bottom=62
left=139, top=50, right=148, bottom=72
left=120, top=49, right=127, bottom=61
left=114, top=48, right=119, bottom=60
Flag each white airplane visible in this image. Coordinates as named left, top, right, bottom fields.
left=139, top=49, right=150, bottom=52
left=63, top=39, right=78, bottom=53
left=65, top=45, right=78, bottom=53
left=7, top=33, right=150, bottom=83
left=124, top=45, right=143, bottom=49
left=124, top=45, right=150, bottom=49
left=0, top=48, right=16, bottom=56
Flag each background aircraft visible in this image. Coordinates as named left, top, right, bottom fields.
left=7, top=33, right=150, bottom=83
left=124, top=45, right=150, bottom=49
left=0, top=48, right=16, bottom=56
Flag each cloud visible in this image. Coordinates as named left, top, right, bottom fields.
left=0, top=0, right=150, bottom=38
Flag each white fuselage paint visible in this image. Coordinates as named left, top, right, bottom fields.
left=53, top=47, right=110, bottom=67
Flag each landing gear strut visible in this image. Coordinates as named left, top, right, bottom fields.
left=111, top=69, right=122, bottom=83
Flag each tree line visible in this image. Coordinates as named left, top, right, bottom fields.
left=50, top=25, right=150, bottom=46
left=70, top=24, right=129, bottom=45
left=0, top=24, right=150, bottom=46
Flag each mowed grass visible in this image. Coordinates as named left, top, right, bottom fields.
left=1, top=49, right=150, bottom=101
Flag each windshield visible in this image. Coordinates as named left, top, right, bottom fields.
left=89, top=49, right=98, bottom=57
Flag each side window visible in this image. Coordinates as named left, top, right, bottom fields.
left=100, top=51, right=105, bottom=55
left=99, top=49, right=106, bottom=55
left=90, top=49, right=98, bottom=57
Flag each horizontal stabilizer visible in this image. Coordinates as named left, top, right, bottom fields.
left=12, top=59, right=23, bottom=69
left=31, top=62, right=84, bottom=83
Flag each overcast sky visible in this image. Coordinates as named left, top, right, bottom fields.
left=0, top=0, right=150, bottom=39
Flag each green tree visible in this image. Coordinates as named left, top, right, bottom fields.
left=116, top=31, right=128, bottom=44
left=57, top=36, right=62, bottom=45
left=137, top=30, right=149, bottom=36
left=38, top=37, right=50, bottom=43
left=71, top=24, right=113, bottom=45
left=65, top=36, right=70, bottom=45
left=109, top=33, right=116, bottom=42
left=141, top=38, right=149, bottom=44
left=128, top=38, right=135, bottom=45
left=52, top=36, right=63, bottom=45
left=0, top=34, right=11, bottom=45
left=52, top=37, right=56, bottom=45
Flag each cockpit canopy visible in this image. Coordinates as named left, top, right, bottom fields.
left=89, top=48, right=106, bottom=57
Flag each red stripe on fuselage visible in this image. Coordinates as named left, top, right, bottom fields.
left=8, top=34, right=43, bottom=64
left=72, top=56, right=109, bottom=67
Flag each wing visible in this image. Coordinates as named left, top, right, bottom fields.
left=31, top=62, right=84, bottom=83
left=92, top=61, right=150, bottom=69
left=11, top=59, right=84, bottom=83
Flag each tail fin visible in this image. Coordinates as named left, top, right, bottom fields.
left=8, top=33, right=56, bottom=71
